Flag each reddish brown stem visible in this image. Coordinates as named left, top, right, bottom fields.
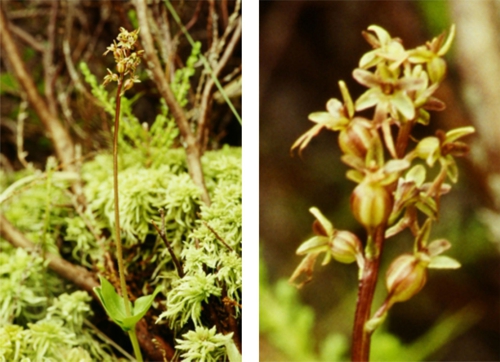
left=112, top=78, right=133, bottom=321
left=351, top=226, right=385, bottom=362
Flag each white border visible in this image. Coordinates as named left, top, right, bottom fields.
left=241, top=0, right=259, bottom=360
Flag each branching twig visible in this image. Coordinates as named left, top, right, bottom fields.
left=202, top=220, right=234, bottom=252
left=43, top=1, right=58, bottom=116
left=0, top=213, right=99, bottom=294
left=151, top=218, right=185, bottom=278
left=0, top=6, right=82, bottom=198
left=197, top=17, right=242, bottom=149
left=134, top=0, right=211, bottom=207
left=9, top=22, right=44, bottom=52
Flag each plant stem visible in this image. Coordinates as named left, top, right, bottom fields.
left=351, top=226, right=385, bottom=361
left=113, top=77, right=132, bottom=318
left=128, top=329, right=143, bottom=362
left=113, top=79, right=144, bottom=362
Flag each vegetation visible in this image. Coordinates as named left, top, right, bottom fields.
left=0, top=1, right=241, bottom=361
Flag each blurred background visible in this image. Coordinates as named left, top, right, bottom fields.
left=260, top=1, right=500, bottom=361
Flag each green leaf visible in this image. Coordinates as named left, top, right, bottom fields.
left=94, top=276, right=161, bottom=331
left=225, top=338, right=242, bottom=362
left=122, top=286, right=162, bottom=329
left=94, top=277, right=128, bottom=328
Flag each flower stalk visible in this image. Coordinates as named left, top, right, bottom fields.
left=352, top=226, right=384, bottom=361
left=112, top=76, right=132, bottom=318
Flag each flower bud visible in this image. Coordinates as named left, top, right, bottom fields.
left=123, top=79, right=135, bottom=91
left=338, top=119, right=373, bottom=158
left=385, top=254, right=427, bottom=304
left=350, top=181, right=393, bottom=231
left=116, top=61, right=126, bottom=74
left=415, top=136, right=440, bottom=167
left=330, top=230, right=362, bottom=264
left=427, top=56, right=446, bottom=83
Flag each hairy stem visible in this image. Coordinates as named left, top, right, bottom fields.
left=351, top=226, right=385, bottom=361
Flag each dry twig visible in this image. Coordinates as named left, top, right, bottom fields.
left=134, top=0, right=211, bottom=206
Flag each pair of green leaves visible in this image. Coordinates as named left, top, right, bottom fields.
left=94, top=276, right=161, bottom=331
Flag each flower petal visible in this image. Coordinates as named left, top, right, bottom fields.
left=353, top=69, right=380, bottom=88
left=309, top=207, right=334, bottom=236
left=427, top=238, right=451, bottom=257
left=445, top=126, right=475, bottom=144
left=391, top=91, right=415, bottom=119
left=355, top=89, right=380, bottom=112
left=367, top=25, right=392, bottom=46
left=428, top=255, right=461, bottom=269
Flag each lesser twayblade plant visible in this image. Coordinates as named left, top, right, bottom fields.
left=94, top=27, right=159, bottom=362
left=290, top=25, right=474, bottom=361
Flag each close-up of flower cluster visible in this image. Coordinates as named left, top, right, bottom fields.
left=290, top=24, right=474, bottom=361
left=102, top=27, right=144, bottom=93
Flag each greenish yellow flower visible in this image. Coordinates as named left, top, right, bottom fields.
left=353, top=65, right=425, bottom=121
left=290, top=207, right=364, bottom=288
